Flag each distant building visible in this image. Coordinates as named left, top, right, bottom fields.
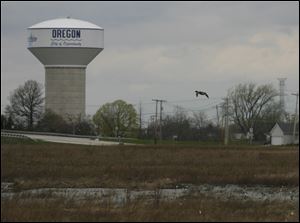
left=232, top=133, right=245, bottom=140
left=269, top=122, right=299, bottom=145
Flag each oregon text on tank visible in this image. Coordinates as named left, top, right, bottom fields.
left=52, top=29, right=81, bottom=39
left=27, top=17, right=104, bottom=118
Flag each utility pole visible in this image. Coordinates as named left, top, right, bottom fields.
left=152, top=99, right=159, bottom=144
left=152, top=99, right=166, bottom=144
left=216, top=105, right=220, bottom=127
left=216, top=104, right=222, bottom=144
left=139, top=102, right=142, bottom=138
left=159, top=100, right=167, bottom=141
left=292, top=92, right=299, bottom=144
left=224, top=98, right=229, bottom=145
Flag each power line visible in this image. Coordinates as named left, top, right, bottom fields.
left=166, top=97, right=222, bottom=103
left=165, top=101, right=222, bottom=113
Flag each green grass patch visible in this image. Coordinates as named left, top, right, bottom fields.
left=112, top=137, right=250, bottom=146
left=0, top=136, right=42, bottom=145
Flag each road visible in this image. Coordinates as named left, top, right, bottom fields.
left=23, top=134, right=124, bottom=146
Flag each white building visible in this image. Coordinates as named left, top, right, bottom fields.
left=269, top=122, right=299, bottom=145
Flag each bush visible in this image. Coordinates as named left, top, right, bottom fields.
left=36, top=110, right=72, bottom=133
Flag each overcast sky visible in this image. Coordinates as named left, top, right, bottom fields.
left=1, top=1, right=299, bottom=122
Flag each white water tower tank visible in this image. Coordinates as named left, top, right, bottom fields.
left=27, top=17, right=104, bottom=118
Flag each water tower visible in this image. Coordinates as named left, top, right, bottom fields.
left=27, top=17, right=104, bottom=118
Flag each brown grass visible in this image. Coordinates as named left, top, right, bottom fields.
left=1, top=194, right=298, bottom=222
left=1, top=143, right=299, bottom=190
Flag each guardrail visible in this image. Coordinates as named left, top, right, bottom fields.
left=1, top=132, right=32, bottom=140
left=1, top=130, right=134, bottom=143
left=1, top=130, right=97, bottom=139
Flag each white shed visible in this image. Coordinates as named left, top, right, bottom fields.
left=269, top=122, right=299, bottom=145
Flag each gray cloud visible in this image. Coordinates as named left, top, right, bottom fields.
left=1, top=1, right=299, bottom=116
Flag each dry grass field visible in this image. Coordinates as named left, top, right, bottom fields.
left=1, top=142, right=298, bottom=189
left=1, top=138, right=299, bottom=221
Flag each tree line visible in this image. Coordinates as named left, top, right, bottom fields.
left=2, top=80, right=295, bottom=143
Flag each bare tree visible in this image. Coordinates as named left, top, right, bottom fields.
left=6, top=80, right=44, bottom=130
left=192, top=111, right=209, bottom=129
left=227, top=83, right=278, bottom=136
left=161, top=106, right=191, bottom=140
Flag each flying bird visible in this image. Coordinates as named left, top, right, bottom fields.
left=195, top=90, right=209, bottom=99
